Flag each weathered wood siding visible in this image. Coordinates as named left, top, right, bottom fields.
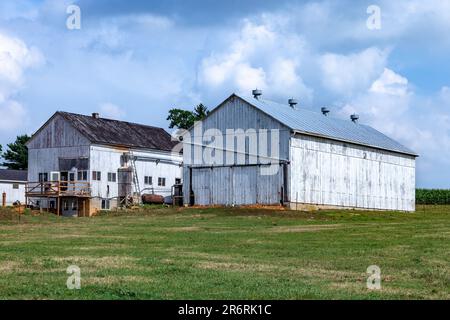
left=183, top=96, right=290, bottom=205
left=289, top=134, right=416, bottom=211
left=27, top=114, right=91, bottom=183
left=90, top=145, right=183, bottom=202
left=28, top=114, right=183, bottom=211
left=0, top=182, right=26, bottom=205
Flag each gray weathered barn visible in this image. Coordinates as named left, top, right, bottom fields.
left=182, top=92, right=417, bottom=211
left=0, top=169, right=27, bottom=206
left=26, top=111, right=182, bottom=216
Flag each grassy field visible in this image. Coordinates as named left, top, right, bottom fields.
left=0, top=205, right=449, bottom=300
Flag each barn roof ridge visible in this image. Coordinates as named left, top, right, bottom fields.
left=231, top=93, right=417, bottom=157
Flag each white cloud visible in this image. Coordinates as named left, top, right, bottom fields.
left=0, top=31, right=43, bottom=131
left=0, top=100, right=26, bottom=131
left=319, top=47, right=388, bottom=97
left=198, top=20, right=313, bottom=102
left=370, top=68, right=408, bottom=96
left=99, top=102, right=126, bottom=119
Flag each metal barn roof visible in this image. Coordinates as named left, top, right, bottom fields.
left=233, top=94, right=417, bottom=156
left=58, top=112, right=178, bottom=151
left=0, top=169, right=27, bottom=182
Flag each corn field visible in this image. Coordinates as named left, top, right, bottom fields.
left=416, top=189, right=450, bottom=205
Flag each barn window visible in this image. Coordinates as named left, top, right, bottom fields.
left=92, top=171, right=101, bottom=181
left=175, top=178, right=181, bottom=184
left=101, top=199, right=110, bottom=210
left=63, top=201, right=69, bottom=211
left=38, top=173, right=48, bottom=182
left=77, top=170, right=88, bottom=181
left=144, top=176, right=152, bottom=185
left=71, top=201, right=77, bottom=211
left=12, top=183, right=19, bottom=189
left=158, top=177, right=166, bottom=186
left=107, top=172, right=116, bottom=182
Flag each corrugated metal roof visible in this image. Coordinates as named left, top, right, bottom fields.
left=235, top=94, right=417, bottom=156
left=0, top=169, right=27, bottom=182
left=58, top=112, right=178, bottom=151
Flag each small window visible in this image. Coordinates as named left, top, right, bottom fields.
left=101, top=199, right=110, bottom=210
left=71, top=201, right=77, bottom=211
left=175, top=178, right=181, bottom=185
left=158, top=177, right=166, bottom=187
left=63, top=200, right=69, bottom=211
left=77, top=170, right=88, bottom=181
left=92, top=171, right=101, bottom=181
left=144, top=176, right=152, bottom=185
left=38, top=173, right=48, bottom=182
left=12, top=183, right=19, bottom=189
left=107, top=172, right=116, bottom=182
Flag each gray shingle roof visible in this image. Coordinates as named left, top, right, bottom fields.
left=58, top=112, right=178, bottom=151
left=0, top=169, right=27, bottom=182
left=236, top=94, right=417, bottom=156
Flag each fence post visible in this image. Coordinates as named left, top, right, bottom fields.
left=2, top=192, right=5, bottom=207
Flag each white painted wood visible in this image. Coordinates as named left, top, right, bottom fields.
left=0, top=182, right=26, bottom=205
left=289, top=134, right=416, bottom=211
left=27, top=114, right=183, bottom=212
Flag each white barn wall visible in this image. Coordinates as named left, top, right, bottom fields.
left=27, top=113, right=183, bottom=212
left=183, top=96, right=290, bottom=205
left=289, top=134, right=416, bottom=211
left=0, top=182, right=26, bottom=205
left=89, top=145, right=183, bottom=205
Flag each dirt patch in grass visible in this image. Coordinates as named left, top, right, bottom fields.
left=0, top=261, right=21, bottom=273
left=86, top=275, right=153, bottom=285
left=52, top=255, right=138, bottom=269
left=267, top=224, right=342, bottom=233
left=165, top=226, right=202, bottom=232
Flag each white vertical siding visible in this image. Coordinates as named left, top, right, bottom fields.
left=89, top=145, right=183, bottom=203
left=290, top=134, right=416, bottom=211
left=183, top=95, right=290, bottom=205
left=0, top=182, right=26, bottom=205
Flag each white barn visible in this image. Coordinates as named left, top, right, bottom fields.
left=183, top=92, right=417, bottom=211
left=26, top=111, right=182, bottom=216
left=0, top=169, right=27, bottom=206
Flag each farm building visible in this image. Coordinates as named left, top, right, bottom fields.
left=0, top=169, right=27, bottom=206
left=182, top=92, right=418, bottom=211
left=26, top=111, right=182, bottom=217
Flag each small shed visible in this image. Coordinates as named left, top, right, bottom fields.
left=0, top=169, right=27, bottom=206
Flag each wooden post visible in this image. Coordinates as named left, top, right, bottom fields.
left=2, top=192, right=5, bottom=207
left=57, top=197, right=61, bottom=216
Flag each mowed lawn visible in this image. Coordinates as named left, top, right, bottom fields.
left=0, top=205, right=449, bottom=299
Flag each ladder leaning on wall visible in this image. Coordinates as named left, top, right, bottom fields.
left=128, top=151, right=141, bottom=205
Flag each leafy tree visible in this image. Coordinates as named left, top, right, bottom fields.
left=2, top=135, right=30, bottom=170
left=167, top=103, right=209, bottom=129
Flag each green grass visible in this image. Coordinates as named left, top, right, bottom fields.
left=0, top=205, right=449, bottom=299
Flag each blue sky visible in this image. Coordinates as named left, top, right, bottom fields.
left=0, top=0, right=449, bottom=187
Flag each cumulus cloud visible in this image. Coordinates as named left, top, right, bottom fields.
left=319, top=47, right=389, bottom=97
left=0, top=31, right=43, bottom=131
left=99, top=102, right=126, bottom=119
left=198, top=20, right=313, bottom=102
left=370, top=68, right=408, bottom=96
